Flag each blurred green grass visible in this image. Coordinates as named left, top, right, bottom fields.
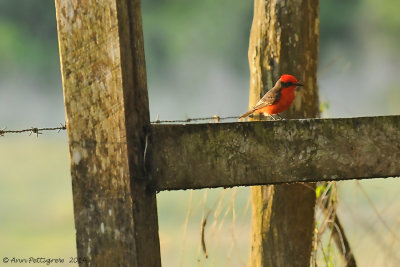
left=0, top=137, right=399, bottom=266
left=0, top=137, right=76, bottom=266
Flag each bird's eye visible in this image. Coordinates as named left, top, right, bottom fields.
left=281, top=82, right=293, bottom=88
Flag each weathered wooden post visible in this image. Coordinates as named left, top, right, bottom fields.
left=248, top=0, right=319, bottom=266
left=55, top=1, right=161, bottom=266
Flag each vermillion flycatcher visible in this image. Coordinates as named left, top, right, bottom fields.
left=240, top=74, right=303, bottom=119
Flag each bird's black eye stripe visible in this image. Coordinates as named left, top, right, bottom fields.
left=281, top=82, right=293, bottom=88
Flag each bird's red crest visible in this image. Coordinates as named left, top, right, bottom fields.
left=280, top=74, right=298, bottom=84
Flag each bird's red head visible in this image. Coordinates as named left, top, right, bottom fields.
left=280, top=74, right=303, bottom=89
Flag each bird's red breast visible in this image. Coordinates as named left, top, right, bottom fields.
left=254, top=88, right=295, bottom=115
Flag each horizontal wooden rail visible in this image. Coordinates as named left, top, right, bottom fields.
left=150, top=115, right=400, bottom=191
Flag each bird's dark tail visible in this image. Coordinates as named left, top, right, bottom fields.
left=239, top=109, right=255, bottom=119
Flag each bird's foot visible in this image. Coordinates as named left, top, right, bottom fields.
left=269, top=114, right=284, bottom=120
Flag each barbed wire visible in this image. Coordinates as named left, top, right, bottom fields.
left=0, top=115, right=247, bottom=137
left=151, top=115, right=240, bottom=124
left=0, top=123, right=67, bottom=137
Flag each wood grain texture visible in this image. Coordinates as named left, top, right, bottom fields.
left=55, top=0, right=160, bottom=266
left=248, top=0, right=319, bottom=119
left=151, top=116, right=400, bottom=191
left=247, top=0, right=319, bottom=266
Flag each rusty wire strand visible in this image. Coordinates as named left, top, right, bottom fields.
left=0, top=123, right=67, bottom=137
left=151, top=115, right=241, bottom=124
left=0, top=115, right=250, bottom=137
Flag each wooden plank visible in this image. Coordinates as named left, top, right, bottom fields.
left=55, top=1, right=161, bottom=266
left=151, top=116, right=400, bottom=191
left=247, top=0, right=320, bottom=265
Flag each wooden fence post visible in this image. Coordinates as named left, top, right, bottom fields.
left=55, top=1, right=161, bottom=266
left=248, top=0, right=319, bottom=266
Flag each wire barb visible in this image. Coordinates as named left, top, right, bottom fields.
left=0, top=123, right=67, bottom=137
left=0, top=115, right=246, bottom=137
left=151, top=115, right=240, bottom=124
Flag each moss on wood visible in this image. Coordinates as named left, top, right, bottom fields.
left=151, top=115, right=400, bottom=189
left=55, top=1, right=160, bottom=266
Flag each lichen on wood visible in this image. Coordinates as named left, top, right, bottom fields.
left=151, top=115, right=400, bottom=191
left=55, top=0, right=160, bottom=266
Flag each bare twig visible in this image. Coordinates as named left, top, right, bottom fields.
left=200, top=210, right=211, bottom=259
left=356, top=181, right=399, bottom=241
left=317, top=182, right=357, bottom=267
left=331, top=214, right=357, bottom=267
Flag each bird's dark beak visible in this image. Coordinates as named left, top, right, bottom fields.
left=296, top=83, right=303, bottom=91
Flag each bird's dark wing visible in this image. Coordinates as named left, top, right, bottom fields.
left=251, top=80, right=282, bottom=111
left=239, top=79, right=282, bottom=118
left=252, top=87, right=281, bottom=110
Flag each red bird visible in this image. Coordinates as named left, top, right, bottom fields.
left=240, top=74, right=303, bottom=119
